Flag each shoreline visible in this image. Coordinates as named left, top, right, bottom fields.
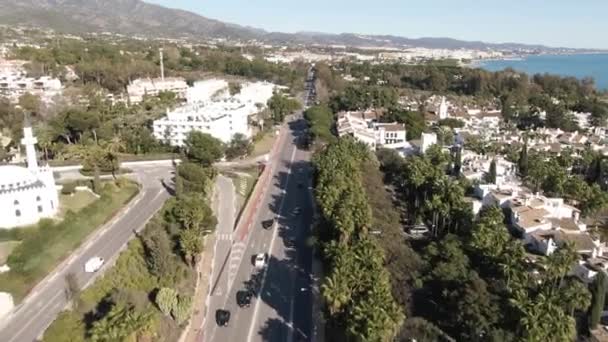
left=468, top=53, right=608, bottom=91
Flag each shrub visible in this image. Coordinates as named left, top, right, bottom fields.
left=172, top=295, right=192, bottom=325
left=61, top=182, right=77, bottom=195
left=155, top=287, right=177, bottom=316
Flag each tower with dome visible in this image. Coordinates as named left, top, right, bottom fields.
left=0, top=123, right=58, bottom=229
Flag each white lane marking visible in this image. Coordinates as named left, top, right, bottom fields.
left=246, top=145, right=297, bottom=342
left=207, top=131, right=290, bottom=342
left=8, top=290, right=63, bottom=342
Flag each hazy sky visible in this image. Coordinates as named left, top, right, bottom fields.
left=145, top=0, right=608, bottom=49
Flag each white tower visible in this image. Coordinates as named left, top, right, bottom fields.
left=21, top=124, right=38, bottom=171
left=438, top=96, right=448, bottom=120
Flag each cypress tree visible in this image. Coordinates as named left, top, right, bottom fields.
left=518, top=138, right=528, bottom=177
left=589, top=271, right=607, bottom=330
left=486, top=159, right=497, bottom=184
left=453, top=147, right=462, bottom=176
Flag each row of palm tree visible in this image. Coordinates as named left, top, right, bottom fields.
left=314, top=138, right=404, bottom=341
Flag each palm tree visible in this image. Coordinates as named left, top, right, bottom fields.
left=560, top=277, right=591, bottom=316
left=322, top=269, right=352, bottom=316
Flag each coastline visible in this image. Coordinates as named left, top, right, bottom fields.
left=469, top=53, right=608, bottom=91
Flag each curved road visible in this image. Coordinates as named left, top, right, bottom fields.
left=0, top=162, right=173, bottom=342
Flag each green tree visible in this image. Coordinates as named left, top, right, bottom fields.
left=267, top=93, right=301, bottom=123
left=485, top=159, right=497, bottom=184
left=172, top=295, right=192, bottom=325
left=141, top=220, right=175, bottom=280
left=171, top=193, right=217, bottom=233
left=225, top=133, right=253, bottom=159
left=155, top=287, right=178, bottom=316
left=589, top=271, right=608, bottom=330
left=178, top=228, right=204, bottom=267
left=184, top=131, right=224, bottom=166
left=228, top=82, right=242, bottom=96
left=560, top=277, right=591, bottom=316
left=176, top=162, right=216, bottom=195
left=89, top=304, right=152, bottom=342
left=518, top=138, right=529, bottom=177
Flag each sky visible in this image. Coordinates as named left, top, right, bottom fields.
left=145, top=0, right=608, bottom=49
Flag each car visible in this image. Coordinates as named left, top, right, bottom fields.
left=84, top=256, right=104, bottom=273
left=215, top=309, right=231, bottom=327
left=236, top=290, right=253, bottom=308
left=262, top=219, right=275, bottom=230
left=254, top=253, right=267, bottom=268
left=297, top=181, right=305, bottom=189
left=285, top=238, right=296, bottom=248
left=409, top=225, right=430, bottom=236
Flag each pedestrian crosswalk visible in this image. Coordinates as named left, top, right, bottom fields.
left=216, top=233, right=232, bottom=241
left=227, top=242, right=245, bottom=288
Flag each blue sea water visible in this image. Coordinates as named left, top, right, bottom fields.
left=478, top=54, right=608, bottom=91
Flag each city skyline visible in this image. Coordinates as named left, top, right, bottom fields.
left=146, top=0, right=608, bottom=49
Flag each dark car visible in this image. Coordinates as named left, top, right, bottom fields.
left=285, top=238, right=296, bottom=248
left=215, top=309, right=231, bottom=327
left=262, top=219, right=275, bottom=230
left=236, top=290, right=253, bottom=308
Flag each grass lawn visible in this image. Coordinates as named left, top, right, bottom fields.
left=0, top=181, right=139, bottom=303
left=222, top=167, right=261, bottom=219
left=251, top=131, right=277, bottom=157
left=59, top=191, right=98, bottom=216
left=224, top=167, right=260, bottom=197
left=0, top=241, right=20, bottom=265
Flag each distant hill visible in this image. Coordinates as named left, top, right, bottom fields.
left=0, top=0, right=260, bottom=39
left=0, top=0, right=599, bottom=52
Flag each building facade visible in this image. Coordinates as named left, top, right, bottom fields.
left=0, top=125, right=58, bottom=229
left=127, top=77, right=188, bottom=103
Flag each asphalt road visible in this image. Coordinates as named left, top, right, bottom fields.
left=204, top=114, right=315, bottom=342
left=0, top=162, right=174, bottom=342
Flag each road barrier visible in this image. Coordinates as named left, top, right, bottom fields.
left=233, top=127, right=286, bottom=243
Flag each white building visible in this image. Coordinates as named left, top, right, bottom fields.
left=0, top=72, right=62, bottom=104
left=153, top=81, right=277, bottom=145
left=186, top=79, right=229, bottom=103
left=0, top=124, right=58, bottom=229
left=420, top=133, right=438, bottom=154
left=438, top=96, right=448, bottom=120
left=127, top=77, right=188, bottom=103
left=336, top=111, right=407, bottom=150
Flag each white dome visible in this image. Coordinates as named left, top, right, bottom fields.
left=0, top=165, right=39, bottom=190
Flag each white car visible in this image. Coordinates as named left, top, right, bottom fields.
left=84, top=256, right=104, bottom=273
left=254, top=253, right=267, bottom=269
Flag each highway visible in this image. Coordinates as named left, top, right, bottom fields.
left=204, top=69, right=317, bottom=342
left=0, top=162, right=174, bottom=342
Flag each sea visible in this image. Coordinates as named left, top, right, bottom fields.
left=477, top=53, right=608, bottom=91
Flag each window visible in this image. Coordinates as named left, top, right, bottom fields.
left=15, top=210, right=20, bottom=217
left=50, top=201, right=54, bottom=209
left=13, top=200, right=19, bottom=206
left=37, top=205, right=43, bottom=213
left=36, top=196, right=41, bottom=202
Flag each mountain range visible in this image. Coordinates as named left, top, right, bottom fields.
left=0, top=0, right=598, bottom=52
